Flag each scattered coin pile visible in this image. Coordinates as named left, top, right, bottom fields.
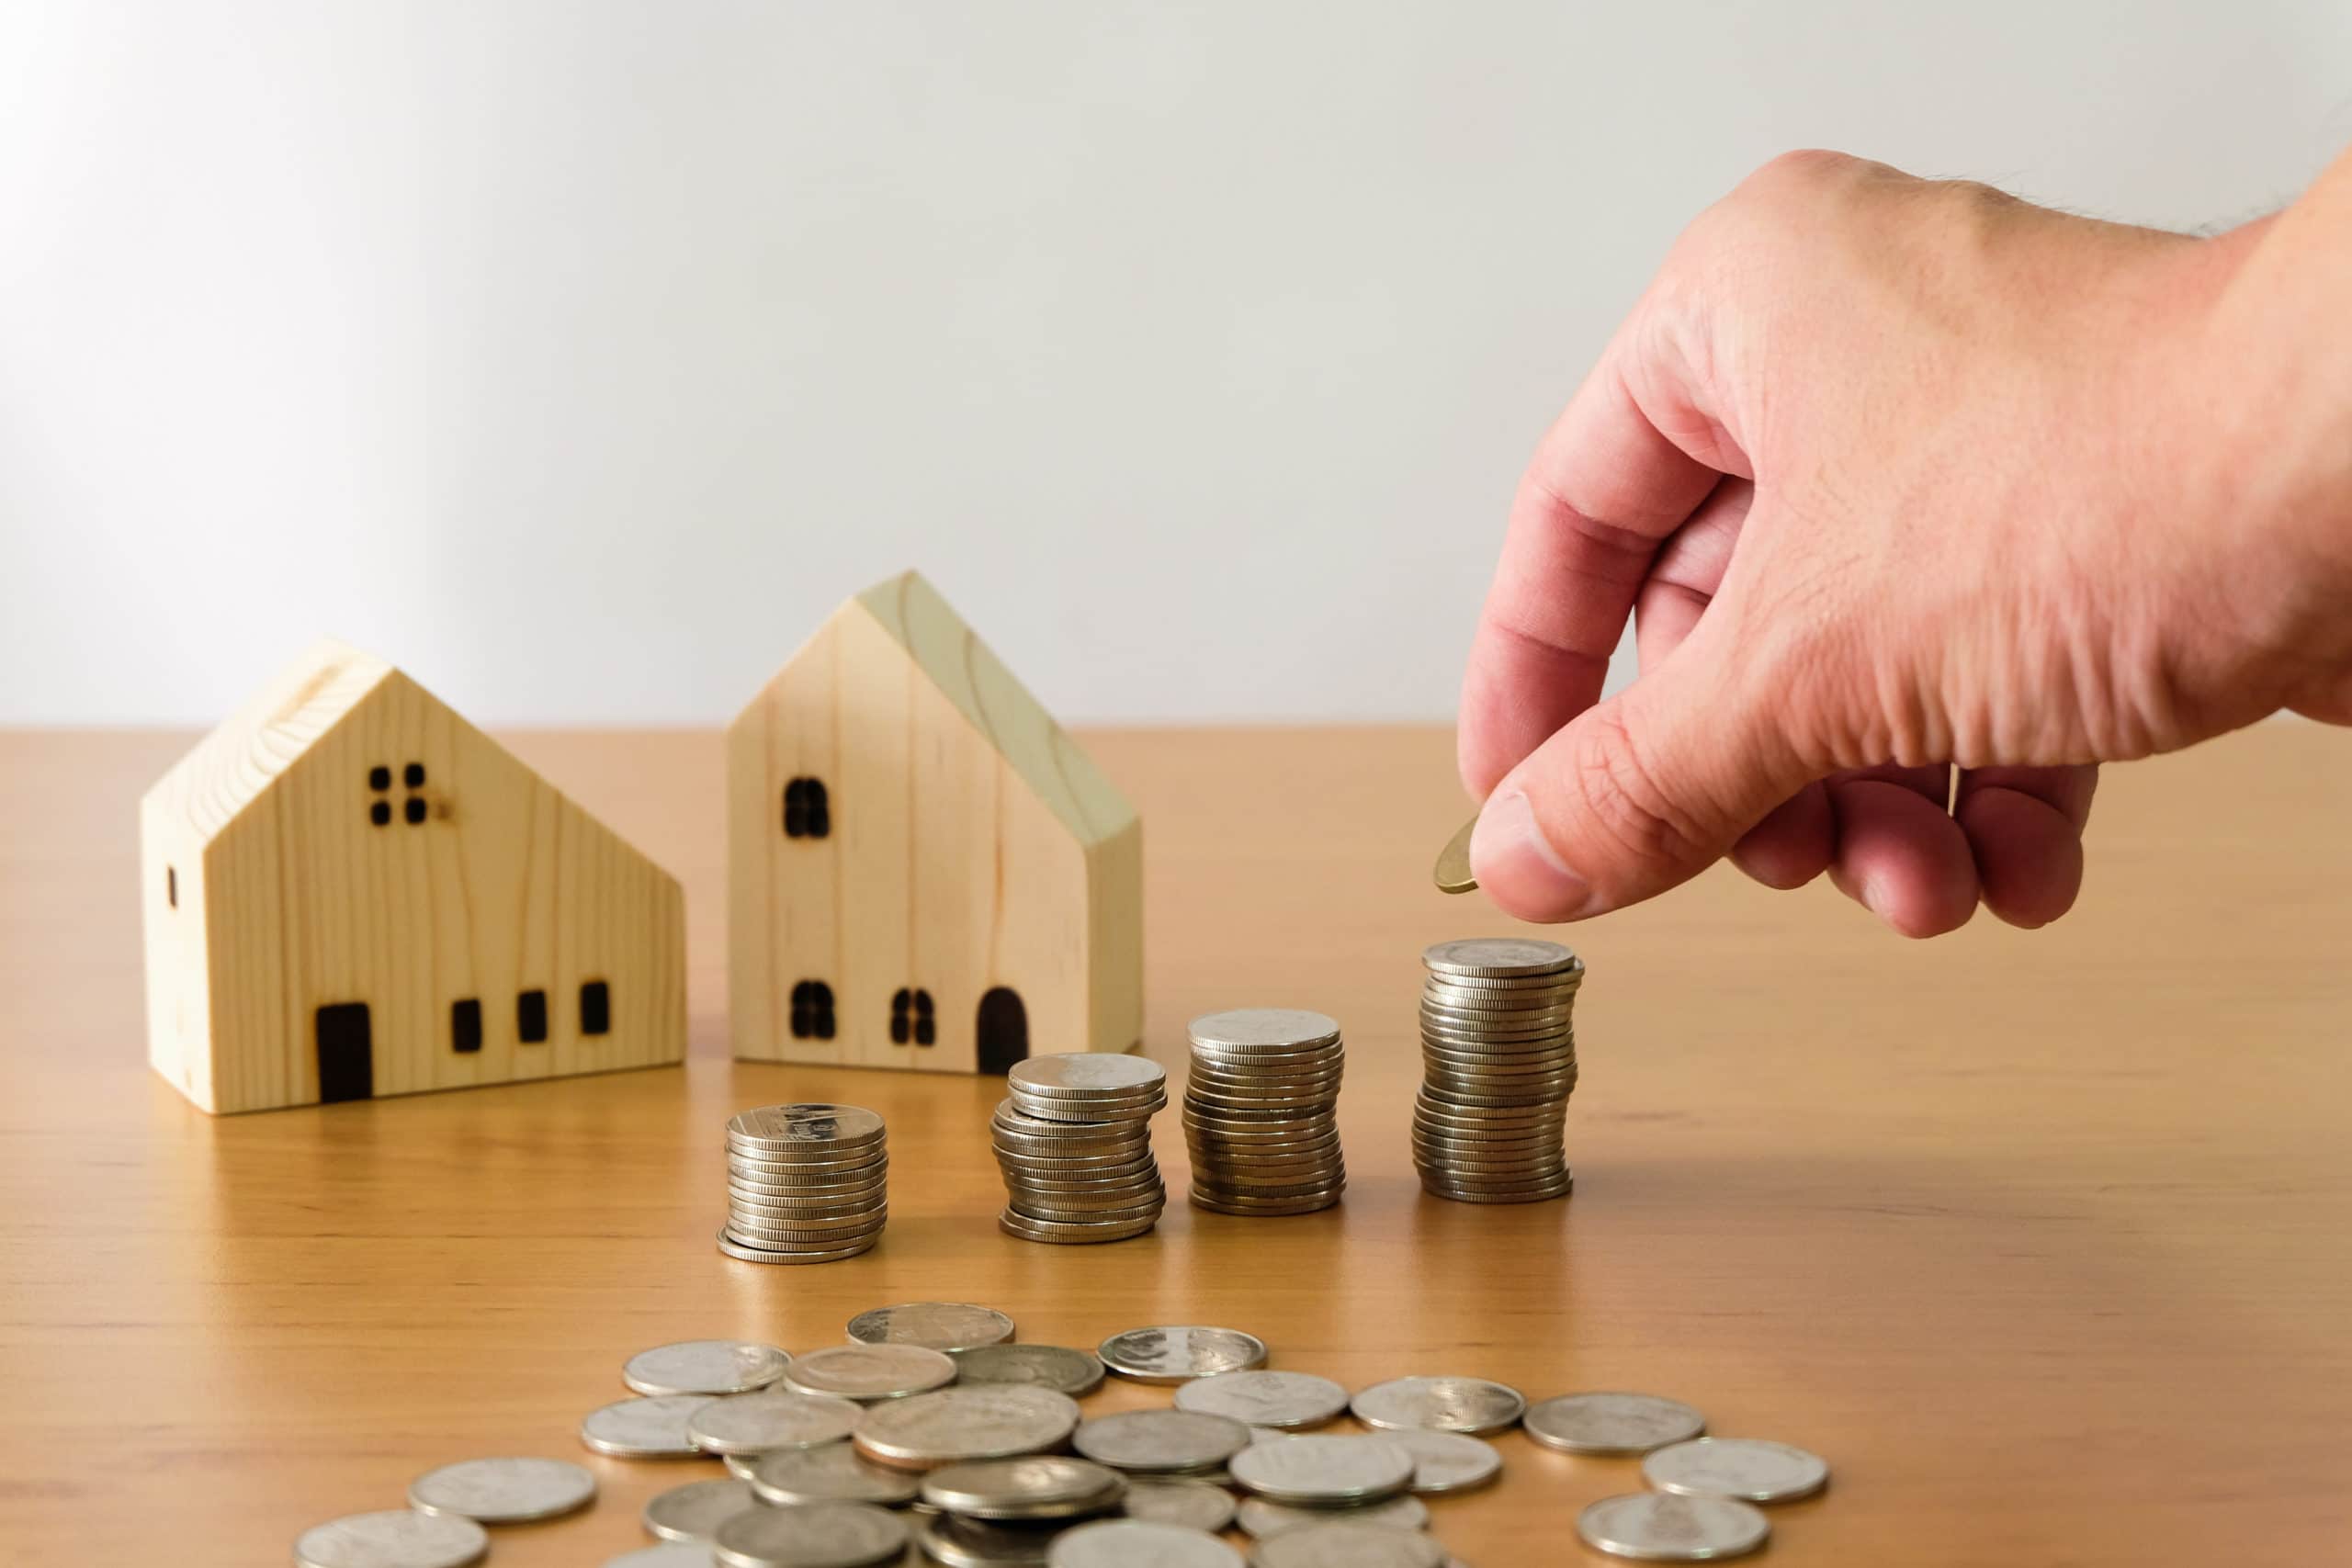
left=1412, top=938, right=1584, bottom=1203
left=718, top=1103, right=888, bottom=1265
left=1182, top=1009, right=1347, bottom=1216
left=295, top=1301, right=1835, bottom=1567
left=991, top=1053, right=1170, bottom=1244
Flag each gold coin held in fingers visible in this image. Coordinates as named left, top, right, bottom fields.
left=1432, top=812, right=1479, bottom=894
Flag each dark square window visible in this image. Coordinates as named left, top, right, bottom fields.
left=451, top=998, right=482, bottom=1054
left=369, top=800, right=391, bottom=827
left=580, top=980, right=610, bottom=1036
left=517, top=988, right=548, bottom=1043
left=404, top=796, right=428, bottom=825
left=404, top=761, right=426, bottom=787
left=368, top=765, right=390, bottom=791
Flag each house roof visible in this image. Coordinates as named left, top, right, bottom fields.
left=141, top=639, right=396, bottom=840
left=854, top=570, right=1137, bottom=847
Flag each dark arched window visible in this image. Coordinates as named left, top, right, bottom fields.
left=791, top=980, right=837, bottom=1040
left=783, top=777, right=831, bottom=839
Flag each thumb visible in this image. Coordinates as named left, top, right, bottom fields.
left=1468, top=624, right=1815, bottom=921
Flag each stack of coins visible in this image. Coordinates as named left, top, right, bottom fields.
left=1412, top=939, right=1583, bottom=1203
left=1182, top=1009, right=1347, bottom=1216
left=719, top=1103, right=888, bottom=1263
left=991, top=1054, right=1168, bottom=1244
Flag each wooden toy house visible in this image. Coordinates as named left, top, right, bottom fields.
left=141, top=641, right=687, bottom=1113
left=727, top=570, right=1143, bottom=1075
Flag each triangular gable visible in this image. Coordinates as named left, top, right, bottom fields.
left=142, top=638, right=393, bottom=841
left=854, top=570, right=1136, bottom=848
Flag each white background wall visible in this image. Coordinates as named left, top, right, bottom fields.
left=4, top=2, right=2346, bottom=725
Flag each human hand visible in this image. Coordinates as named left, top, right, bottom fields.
left=1461, top=149, right=2352, bottom=935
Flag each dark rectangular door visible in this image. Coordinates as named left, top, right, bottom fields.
left=314, top=1002, right=374, bottom=1103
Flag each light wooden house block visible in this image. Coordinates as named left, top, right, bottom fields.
left=728, top=570, right=1143, bottom=1074
left=141, top=640, right=687, bottom=1114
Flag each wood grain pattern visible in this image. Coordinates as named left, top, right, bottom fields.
left=728, top=573, right=1143, bottom=1074
left=140, top=644, right=686, bottom=1112
left=6, top=724, right=2350, bottom=1568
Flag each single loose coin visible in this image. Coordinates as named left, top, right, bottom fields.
left=1524, top=1392, right=1706, bottom=1456
left=1099, top=1326, right=1269, bottom=1384
left=1420, top=938, right=1577, bottom=977
left=582, top=1394, right=718, bottom=1459
left=747, top=1442, right=922, bottom=1507
left=1245, top=1520, right=1446, bottom=1568
left=293, top=1510, right=489, bottom=1568
left=1228, top=1435, right=1412, bottom=1505
left=642, top=1478, right=762, bottom=1542
left=712, top=1500, right=908, bottom=1568
left=408, top=1456, right=596, bottom=1522
left=1120, top=1480, right=1238, bottom=1532
left=847, top=1302, right=1017, bottom=1352
left=1577, top=1493, right=1770, bottom=1561
left=949, top=1343, right=1106, bottom=1397
left=853, top=1385, right=1083, bottom=1470
left=1432, top=814, right=1478, bottom=894
left=626, top=1340, right=794, bottom=1397
left=1642, top=1438, right=1829, bottom=1504
left=785, top=1343, right=958, bottom=1402
left=688, top=1389, right=865, bottom=1455
left=1048, top=1519, right=1245, bottom=1567
left=1373, top=1428, right=1501, bottom=1494
left=1174, top=1370, right=1349, bottom=1430
left=604, top=1547, right=717, bottom=1568
left=1350, top=1376, right=1526, bottom=1435
left=918, top=1513, right=1064, bottom=1567
left=1074, top=1409, right=1254, bottom=1475
left=922, top=1455, right=1127, bottom=1520
left=1235, top=1494, right=1429, bottom=1539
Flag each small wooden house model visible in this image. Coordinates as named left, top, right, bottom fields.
left=141, top=641, right=687, bottom=1113
left=728, top=570, right=1142, bottom=1075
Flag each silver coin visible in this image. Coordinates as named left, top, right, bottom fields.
left=293, top=1510, right=489, bottom=1568
left=747, top=1441, right=922, bottom=1506
left=1173, top=1371, right=1349, bottom=1429
left=948, top=1344, right=1107, bottom=1397
left=626, top=1341, right=795, bottom=1398
left=1524, top=1393, right=1705, bottom=1455
left=711, top=1499, right=909, bottom=1568
left=917, top=1512, right=1063, bottom=1568
left=848, top=1302, right=1016, bottom=1351
left=1361, top=1428, right=1500, bottom=1494
left=1641, top=1438, right=1828, bottom=1504
left=785, top=1343, right=958, bottom=1402
left=728, top=1103, right=887, bottom=1147
left=1350, top=1377, right=1524, bottom=1436
left=1577, top=1493, right=1770, bottom=1561
left=582, top=1394, right=718, bottom=1458
left=688, top=1389, right=865, bottom=1455
left=997, top=1210, right=1162, bottom=1246
left=1046, top=1519, right=1245, bottom=1568
left=407, top=1456, right=595, bottom=1523
left=852, top=1385, right=1084, bottom=1470
left=605, top=1547, right=717, bottom=1568
left=1074, top=1409, right=1253, bottom=1474
left=1234, top=1493, right=1429, bottom=1539
left=1421, top=938, right=1578, bottom=977
left=1011, top=1053, right=1169, bottom=1092
left=1099, top=1326, right=1269, bottom=1383
left=717, top=1229, right=882, bottom=1265
left=1229, top=1434, right=1413, bottom=1505
left=922, top=1455, right=1127, bottom=1520
left=1118, top=1479, right=1238, bottom=1532
left=1186, top=1010, right=1343, bottom=1051
left=1245, top=1520, right=1446, bottom=1568
left=642, top=1478, right=762, bottom=1543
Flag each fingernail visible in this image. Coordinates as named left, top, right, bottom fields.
left=1469, top=788, right=1595, bottom=920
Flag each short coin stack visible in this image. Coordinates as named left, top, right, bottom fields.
left=993, top=1054, right=1169, bottom=1244
left=1412, top=939, right=1583, bottom=1203
left=1182, top=1009, right=1347, bottom=1216
left=719, top=1103, right=888, bottom=1263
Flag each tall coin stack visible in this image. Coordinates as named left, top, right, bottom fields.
left=1413, top=939, right=1584, bottom=1203
left=719, top=1102, right=889, bottom=1263
left=992, top=1054, right=1169, bottom=1244
left=1182, top=1008, right=1347, bottom=1215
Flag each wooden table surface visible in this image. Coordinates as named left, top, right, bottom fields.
left=4, top=725, right=2349, bottom=1567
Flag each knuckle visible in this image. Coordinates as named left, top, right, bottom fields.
left=1567, top=707, right=1707, bottom=874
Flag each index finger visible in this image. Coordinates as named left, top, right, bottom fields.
left=1457, top=349, right=1724, bottom=798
